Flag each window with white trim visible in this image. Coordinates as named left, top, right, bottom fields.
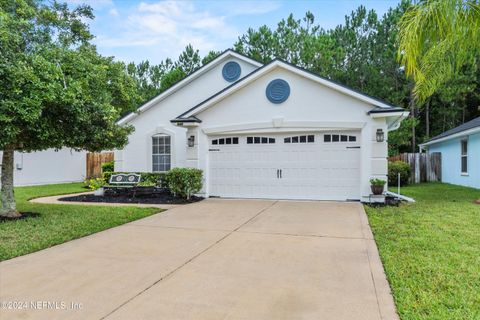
left=461, top=139, right=468, bottom=174
left=152, top=134, right=171, bottom=172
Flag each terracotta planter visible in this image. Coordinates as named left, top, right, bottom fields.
left=370, top=185, right=384, bottom=195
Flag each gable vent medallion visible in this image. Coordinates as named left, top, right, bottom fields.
left=266, top=79, right=290, bottom=104
left=222, top=61, right=241, bottom=82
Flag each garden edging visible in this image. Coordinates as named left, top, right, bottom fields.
left=29, top=192, right=179, bottom=210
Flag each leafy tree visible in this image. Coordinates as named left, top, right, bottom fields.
left=234, top=25, right=277, bottom=63
left=126, top=58, right=175, bottom=104
left=398, top=0, right=480, bottom=103
left=176, top=44, right=201, bottom=75
left=160, top=68, right=186, bottom=91
left=0, top=0, right=133, bottom=217
left=127, top=47, right=220, bottom=105
left=202, top=50, right=221, bottom=65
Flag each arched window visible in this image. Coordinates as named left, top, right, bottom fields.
left=152, top=134, right=171, bottom=172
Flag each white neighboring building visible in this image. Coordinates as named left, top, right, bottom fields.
left=0, top=149, right=86, bottom=186
left=116, top=50, right=408, bottom=201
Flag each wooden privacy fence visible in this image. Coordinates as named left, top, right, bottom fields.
left=389, top=152, right=442, bottom=184
left=86, top=152, right=114, bottom=179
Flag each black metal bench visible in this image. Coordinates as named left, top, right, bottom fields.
left=104, top=173, right=141, bottom=197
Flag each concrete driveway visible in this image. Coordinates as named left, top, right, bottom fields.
left=0, top=199, right=397, bottom=320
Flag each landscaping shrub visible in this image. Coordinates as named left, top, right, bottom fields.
left=141, top=173, right=167, bottom=187
left=101, top=161, right=114, bottom=173
left=388, top=161, right=411, bottom=186
left=165, top=168, right=203, bottom=199
left=83, top=177, right=106, bottom=190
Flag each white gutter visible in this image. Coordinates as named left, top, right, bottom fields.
left=420, top=126, right=480, bottom=147
left=369, top=111, right=407, bottom=119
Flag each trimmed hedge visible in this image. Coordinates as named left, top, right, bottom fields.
left=165, top=168, right=203, bottom=199
left=101, top=161, right=114, bottom=173
left=388, top=161, right=411, bottom=186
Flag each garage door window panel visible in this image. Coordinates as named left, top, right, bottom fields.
left=247, top=137, right=276, bottom=144
left=324, top=134, right=357, bottom=143
left=211, top=137, right=239, bottom=145
left=284, top=135, right=315, bottom=144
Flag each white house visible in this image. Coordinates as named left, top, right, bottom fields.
left=116, top=50, right=408, bottom=202
left=0, top=149, right=86, bottom=186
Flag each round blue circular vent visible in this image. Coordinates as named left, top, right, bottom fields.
left=266, top=79, right=290, bottom=104
left=222, top=61, right=241, bottom=82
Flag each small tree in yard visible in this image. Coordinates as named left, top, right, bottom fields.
left=0, top=1, right=136, bottom=218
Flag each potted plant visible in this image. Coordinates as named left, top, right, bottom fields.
left=370, top=178, right=386, bottom=195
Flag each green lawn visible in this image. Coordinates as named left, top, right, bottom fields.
left=0, top=183, right=160, bottom=261
left=365, top=183, right=480, bottom=320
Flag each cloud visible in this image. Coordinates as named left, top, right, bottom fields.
left=131, top=1, right=228, bottom=32
left=128, top=13, right=177, bottom=35
left=96, top=0, right=237, bottom=61
left=108, top=8, right=119, bottom=16
left=227, top=1, right=281, bottom=15
left=66, top=0, right=114, bottom=10
left=138, top=0, right=188, bottom=16
left=95, top=35, right=160, bottom=48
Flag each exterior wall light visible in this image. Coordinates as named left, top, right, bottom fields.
left=376, top=129, right=385, bottom=142
left=188, top=135, right=195, bottom=147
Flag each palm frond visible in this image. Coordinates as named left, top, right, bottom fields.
left=397, top=0, right=480, bottom=103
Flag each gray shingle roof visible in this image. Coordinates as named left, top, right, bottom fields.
left=427, top=116, right=480, bottom=143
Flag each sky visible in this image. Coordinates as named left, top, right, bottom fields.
left=67, top=0, right=400, bottom=65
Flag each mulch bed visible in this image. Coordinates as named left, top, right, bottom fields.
left=59, top=192, right=203, bottom=205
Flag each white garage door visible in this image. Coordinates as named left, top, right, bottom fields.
left=209, top=132, right=361, bottom=201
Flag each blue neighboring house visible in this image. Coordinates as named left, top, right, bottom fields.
left=421, top=116, right=480, bottom=189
